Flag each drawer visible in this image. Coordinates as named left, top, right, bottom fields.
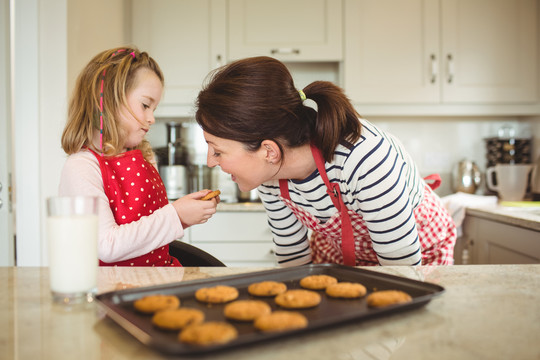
left=195, top=242, right=276, bottom=267
left=190, top=212, right=272, bottom=242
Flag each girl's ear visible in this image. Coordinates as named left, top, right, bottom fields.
left=260, top=140, right=281, bottom=164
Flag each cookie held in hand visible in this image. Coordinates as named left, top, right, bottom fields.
left=200, top=190, right=221, bottom=201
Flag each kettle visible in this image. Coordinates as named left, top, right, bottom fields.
left=451, top=160, right=482, bottom=194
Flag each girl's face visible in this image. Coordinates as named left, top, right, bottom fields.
left=204, top=132, right=274, bottom=191
left=118, top=68, right=163, bottom=150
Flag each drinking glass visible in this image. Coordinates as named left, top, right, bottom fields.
left=46, top=196, right=98, bottom=304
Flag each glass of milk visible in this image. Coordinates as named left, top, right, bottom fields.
left=46, top=196, right=98, bottom=305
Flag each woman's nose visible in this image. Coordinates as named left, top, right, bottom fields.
left=207, top=153, right=218, bottom=168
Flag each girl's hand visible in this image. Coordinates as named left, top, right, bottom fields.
left=172, top=190, right=219, bottom=228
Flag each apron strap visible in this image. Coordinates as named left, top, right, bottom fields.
left=279, top=179, right=291, bottom=200
left=424, top=173, right=442, bottom=190
left=310, top=145, right=356, bottom=266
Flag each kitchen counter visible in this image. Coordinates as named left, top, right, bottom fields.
left=2, top=265, right=539, bottom=360
left=217, top=202, right=265, bottom=212
left=466, top=205, right=540, bottom=232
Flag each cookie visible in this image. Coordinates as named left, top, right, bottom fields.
left=275, top=289, right=321, bottom=309
left=195, top=285, right=239, bottom=304
left=325, top=282, right=367, bottom=299
left=152, top=308, right=205, bottom=330
left=133, top=294, right=180, bottom=314
left=201, top=190, right=221, bottom=201
left=224, top=300, right=272, bottom=321
left=247, top=281, right=287, bottom=297
left=254, top=311, right=308, bottom=332
left=299, top=274, right=338, bottom=290
left=366, top=290, right=412, bottom=307
left=179, top=321, right=238, bottom=346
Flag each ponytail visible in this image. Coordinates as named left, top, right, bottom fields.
left=302, top=81, right=361, bottom=163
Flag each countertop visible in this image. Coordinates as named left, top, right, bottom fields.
left=466, top=204, right=540, bottom=231
left=2, top=265, right=539, bottom=360
left=217, top=202, right=265, bottom=212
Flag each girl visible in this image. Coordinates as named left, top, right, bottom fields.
left=60, top=46, right=218, bottom=266
left=195, top=56, right=456, bottom=266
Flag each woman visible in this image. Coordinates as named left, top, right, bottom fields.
left=196, top=56, right=456, bottom=266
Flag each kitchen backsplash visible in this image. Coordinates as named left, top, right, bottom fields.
left=148, top=116, right=538, bottom=197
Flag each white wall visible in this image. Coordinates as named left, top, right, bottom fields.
left=12, top=0, right=129, bottom=266
left=67, top=0, right=131, bottom=94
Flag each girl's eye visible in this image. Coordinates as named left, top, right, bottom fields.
left=142, top=103, right=150, bottom=109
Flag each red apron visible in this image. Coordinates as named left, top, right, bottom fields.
left=278, top=145, right=455, bottom=266
left=89, top=148, right=180, bottom=267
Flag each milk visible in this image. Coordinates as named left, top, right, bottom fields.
left=47, top=214, right=98, bottom=294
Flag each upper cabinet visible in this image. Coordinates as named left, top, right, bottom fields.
left=228, top=0, right=343, bottom=62
left=344, top=0, right=538, bottom=106
left=132, top=0, right=226, bottom=117
left=132, top=0, right=539, bottom=117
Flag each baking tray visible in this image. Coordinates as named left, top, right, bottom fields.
left=96, top=264, right=444, bottom=355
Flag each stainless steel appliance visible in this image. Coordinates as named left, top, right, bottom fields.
left=451, top=160, right=482, bottom=194
left=157, top=122, right=189, bottom=200
left=236, top=186, right=260, bottom=202
left=157, top=121, right=240, bottom=202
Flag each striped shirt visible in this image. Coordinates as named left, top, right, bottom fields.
left=258, top=119, right=425, bottom=266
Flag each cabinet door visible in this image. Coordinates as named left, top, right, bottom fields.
left=190, top=212, right=272, bottom=242
left=190, top=211, right=276, bottom=267
left=441, top=0, right=538, bottom=103
left=132, top=0, right=226, bottom=114
left=466, top=216, right=540, bottom=264
left=344, top=0, right=440, bottom=103
left=228, top=0, right=343, bottom=61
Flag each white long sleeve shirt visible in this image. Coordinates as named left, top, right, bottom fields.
left=58, top=150, right=184, bottom=263
left=258, top=119, right=425, bottom=266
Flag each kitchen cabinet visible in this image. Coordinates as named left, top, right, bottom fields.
left=131, top=0, right=226, bottom=117
left=189, top=211, right=276, bottom=267
left=462, top=215, right=540, bottom=264
left=228, top=0, right=343, bottom=62
left=344, top=0, right=538, bottom=105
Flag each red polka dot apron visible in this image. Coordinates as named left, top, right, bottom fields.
left=89, top=148, right=180, bottom=267
left=278, top=145, right=456, bottom=266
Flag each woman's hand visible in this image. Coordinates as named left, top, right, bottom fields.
left=172, top=190, right=220, bottom=228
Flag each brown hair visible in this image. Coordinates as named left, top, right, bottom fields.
left=195, top=56, right=361, bottom=162
left=61, top=46, right=164, bottom=161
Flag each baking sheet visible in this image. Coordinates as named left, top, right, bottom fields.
left=96, top=264, right=444, bottom=355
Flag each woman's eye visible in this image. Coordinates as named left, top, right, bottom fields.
left=213, top=152, right=221, bottom=157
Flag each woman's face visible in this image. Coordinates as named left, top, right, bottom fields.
left=118, top=68, right=163, bottom=150
left=204, top=132, right=274, bottom=191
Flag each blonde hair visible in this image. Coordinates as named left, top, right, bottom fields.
left=61, top=46, right=164, bottom=161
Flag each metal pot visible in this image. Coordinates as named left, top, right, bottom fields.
left=236, top=186, right=260, bottom=202
left=451, top=160, right=482, bottom=194
left=159, top=165, right=188, bottom=200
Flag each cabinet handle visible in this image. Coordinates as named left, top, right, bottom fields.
left=430, top=54, right=438, bottom=83
left=270, top=48, right=300, bottom=55
left=216, top=54, right=223, bottom=68
left=447, top=54, right=454, bottom=83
